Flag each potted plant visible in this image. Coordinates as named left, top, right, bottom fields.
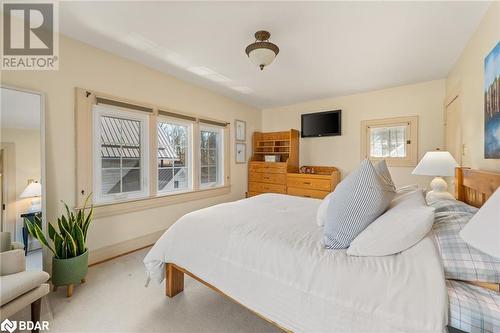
left=24, top=195, right=93, bottom=297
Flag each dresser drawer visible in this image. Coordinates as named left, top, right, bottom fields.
left=249, top=172, right=286, bottom=184
left=287, top=187, right=330, bottom=199
left=249, top=162, right=286, bottom=174
left=286, top=175, right=332, bottom=191
left=249, top=182, right=286, bottom=194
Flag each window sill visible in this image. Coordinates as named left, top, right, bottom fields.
left=86, top=185, right=231, bottom=219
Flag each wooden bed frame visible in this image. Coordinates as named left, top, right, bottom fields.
left=165, top=167, right=500, bottom=332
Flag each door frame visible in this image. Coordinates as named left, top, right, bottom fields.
left=1, top=85, right=47, bottom=271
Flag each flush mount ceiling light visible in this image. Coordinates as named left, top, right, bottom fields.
left=245, top=30, right=279, bottom=70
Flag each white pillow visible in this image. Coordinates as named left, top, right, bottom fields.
left=389, top=185, right=425, bottom=208
left=347, top=189, right=434, bottom=256
left=316, top=192, right=332, bottom=227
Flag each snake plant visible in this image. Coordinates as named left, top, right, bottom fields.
left=24, top=195, right=93, bottom=259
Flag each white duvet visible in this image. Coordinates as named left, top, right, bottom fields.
left=144, top=194, right=447, bottom=333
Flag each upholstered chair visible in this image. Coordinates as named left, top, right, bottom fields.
left=0, top=249, right=50, bottom=328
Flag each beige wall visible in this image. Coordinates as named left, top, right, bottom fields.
left=1, top=35, right=260, bottom=259
left=1, top=128, right=41, bottom=241
left=262, top=80, right=446, bottom=188
left=446, top=1, right=500, bottom=172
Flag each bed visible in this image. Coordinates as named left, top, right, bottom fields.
left=143, top=167, right=500, bottom=333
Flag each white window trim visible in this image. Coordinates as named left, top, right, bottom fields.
left=92, top=104, right=150, bottom=204
left=199, top=124, right=225, bottom=189
left=76, top=88, right=231, bottom=217
left=360, top=116, right=418, bottom=167
left=156, top=115, right=194, bottom=196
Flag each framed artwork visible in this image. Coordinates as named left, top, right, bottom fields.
left=235, top=143, right=246, bottom=164
left=484, top=41, right=500, bottom=159
left=235, top=119, right=246, bottom=142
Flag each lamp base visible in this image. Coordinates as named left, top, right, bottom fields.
left=28, top=197, right=42, bottom=213
left=426, top=177, right=454, bottom=204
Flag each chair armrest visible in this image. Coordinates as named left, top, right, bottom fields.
left=0, top=250, right=25, bottom=276
left=11, top=242, right=24, bottom=250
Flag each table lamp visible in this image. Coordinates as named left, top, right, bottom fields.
left=20, top=180, right=42, bottom=212
left=460, top=187, right=500, bottom=258
left=412, top=150, right=458, bottom=203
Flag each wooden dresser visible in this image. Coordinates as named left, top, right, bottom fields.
left=287, top=166, right=340, bottom=199
left=248, top=130, right=299, bottom=197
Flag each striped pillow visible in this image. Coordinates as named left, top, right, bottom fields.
left=324, top=159, right=396, bottom=249
left=374, top=160, right=396, bottom=192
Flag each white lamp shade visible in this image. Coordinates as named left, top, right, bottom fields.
left=412, top=151, right=458, bottom=177
left=248, top=48, right=276, bottom=68
left=20, top=182, right=41, bottom=198
left=459, top=188, right=500, bottom=258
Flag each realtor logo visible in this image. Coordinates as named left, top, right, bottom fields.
left=1, top=1, right=59, bottom=70
left=0, top=319, right=16, bottom=333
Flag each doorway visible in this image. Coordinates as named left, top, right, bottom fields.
left=1, top=86, right=45, bottom=271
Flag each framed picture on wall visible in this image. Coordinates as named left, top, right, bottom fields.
left=484, top=41, right=500, bottom=159
left=235, top=119, right=246, bottom=142
left=235, top=143, right=246, bottom=164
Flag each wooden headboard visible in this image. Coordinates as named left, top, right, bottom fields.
left=454, top=167, right=500, bottom=292
left=455, top=167, right=500, bottom=207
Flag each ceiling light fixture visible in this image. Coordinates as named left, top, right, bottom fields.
left=245, top=30, right=279, bottom=71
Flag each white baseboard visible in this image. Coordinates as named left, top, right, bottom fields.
left=88, top=229, right=165, bottom=265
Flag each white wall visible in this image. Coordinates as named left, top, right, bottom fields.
left=1, top=35, right=261, bottom=260
left=446, top=1, right=500, bottom=172
left=262, top=80, right=446, bottom=188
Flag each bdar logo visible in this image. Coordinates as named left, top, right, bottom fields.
left=0, top=319, right=17, bottom=333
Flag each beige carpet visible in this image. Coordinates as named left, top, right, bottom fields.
left=11, top=247, right=281, bottom=333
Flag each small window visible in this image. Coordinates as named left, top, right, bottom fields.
left=200, top=125, right=224, bottom=187
left=157, top=118, right=193, bottom=194
left=93, top=105, right=149, bottom=203
left=361, top=116, right=418, bottom=167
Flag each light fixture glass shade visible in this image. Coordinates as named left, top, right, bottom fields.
left=460, top=188, right=500, bottom=258
left=248, top=48, right=276, bottom=68
left=20, top=182, right=42, bottom=198
left=412, top=151, right=458, bottom=176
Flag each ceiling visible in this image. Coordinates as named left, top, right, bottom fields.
left=59, top=1, right=490, bottom=108
left=1, top=87, right=41, bottom=130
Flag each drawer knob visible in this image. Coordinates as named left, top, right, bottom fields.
left=303, top=182, right=311, bottom=185
left=304, top=195, right=311, bottom=198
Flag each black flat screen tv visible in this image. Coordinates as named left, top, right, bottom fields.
left=301, top=110, right=341, bottom=138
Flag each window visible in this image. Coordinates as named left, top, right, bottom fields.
left=370, top=126, right=406, bottom=158
left=200, top=125, right=224, bottom=187
left=361, top=116, right=418, bottom=167
left=77, top=88, right=231, bottom=212
left=93, top=105, right=149, bottom=203
left=157, top=118, right=192, bottom=194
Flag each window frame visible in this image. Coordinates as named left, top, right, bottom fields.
left=76, top=88, right=231, bottom=217
left=156, top=115, right=194, bottom=196
left=360, top=116, right=418, bottom=167
left=92, top=104, right=150, bottom=204
left=199, top=124, right=225, bottom=189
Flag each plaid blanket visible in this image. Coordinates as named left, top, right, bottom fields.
left=447, top=280, right=500, bottom=333
left=431, top=200, right=500, bottom=284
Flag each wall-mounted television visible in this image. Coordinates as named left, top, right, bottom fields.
left=301, top=110, right=341, bottom=138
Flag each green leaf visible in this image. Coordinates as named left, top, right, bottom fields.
left=54, top=233, right=64, bottom=259
left=73, top=224, right=85, bottom=254
left=48, top=222, right=57, bottom=241
left=25, top=218, right=56, bottom=256
left=65, top=233, right=78, bottom=258
left=83, top=206, right=93, bottom=240
left=60, top=215, right=70, bottom=233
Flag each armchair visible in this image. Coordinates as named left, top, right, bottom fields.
left=0, top=250, right=50, bottom=330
